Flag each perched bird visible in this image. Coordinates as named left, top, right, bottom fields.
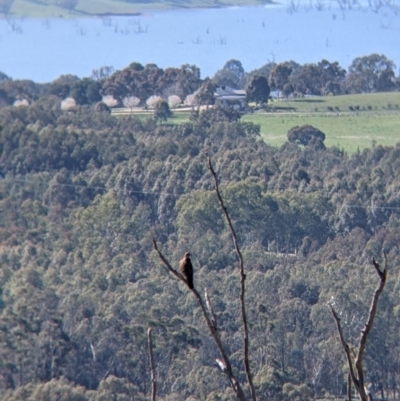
left=179, top=252, right=194, bottom=289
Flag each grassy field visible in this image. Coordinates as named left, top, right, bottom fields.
left=5, top=0, right=270, bottom=18
left=243, top=92, right=400, bottom=153
left=267, top=92, right=400, bottom=113
left=242, top=112, right=400, bottom=153
left=114, top=92, right=400, bottom=154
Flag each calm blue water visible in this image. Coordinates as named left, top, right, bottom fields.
left=0, top=2, right=399, bottom=82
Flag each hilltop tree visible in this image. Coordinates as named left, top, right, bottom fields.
left=195, top=78, right=216, bottom=106
left=153, top=99, right=172, bottom=123
left=246, top=75, right=270, bottom=105
left=123, top=95, right=141, bottom=111
left=346, top=54, right=396, bottom=93
left=213, top=59, right=246, bottom=89
left=269, top=63, right=292, bottom=96
left=70, top=78, right=102, bottom=105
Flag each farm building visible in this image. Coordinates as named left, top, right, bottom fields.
left=214, top=86, right=247, bottom=109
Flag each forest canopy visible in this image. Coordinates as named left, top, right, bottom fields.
left=1, top=60, right=400, bottom=401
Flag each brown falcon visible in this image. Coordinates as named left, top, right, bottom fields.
left=179, top=252, right=194, bottom=289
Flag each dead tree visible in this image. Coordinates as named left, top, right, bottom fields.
left=152, top=154, right=258, bottom=401
left=152, top=239, right=247, bottom=401
left=148, top=328, right=156, bottom=401
left=330, top=255, right=388, bottom=401
left=207, top=153, right=257, bottom=401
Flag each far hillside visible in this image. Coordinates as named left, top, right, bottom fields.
left=1, top=55, right=399, bottom=153
left=1, top=0, right=273, bottom=18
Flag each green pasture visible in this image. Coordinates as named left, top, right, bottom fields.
left=114, top=92, right=400, bottom=154
left=5, top=0, right=270, bottom=18
left=269, top=92, right=400, bottom=113
left=246, top=92, right=400, bottom=153
left=242, top=112, right=400, bottom=153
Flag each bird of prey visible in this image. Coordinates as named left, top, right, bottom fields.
left=179, top=252, right=194, bottom=289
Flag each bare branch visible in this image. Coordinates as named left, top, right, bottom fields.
left=330, top=306, right=360, bottom=390
left=152, top=237, right=186, bottom=283
left=347, top=372, right=352, bottom=401
left=331, top=255, right=388, bottom=401
left=152, top=239, right=247, bottom=401
left=355, top=255, right=387, bottom=394
left=205, top=288, right=217, bottom=330
left=148, top=328, right=156, bottom=401
left=206, top=152, right=257, bottom=401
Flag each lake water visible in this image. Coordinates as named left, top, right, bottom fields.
left=0, top=1, right=399, bottom=82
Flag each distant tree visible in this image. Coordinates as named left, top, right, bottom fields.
left=269, top=63, right=292, bottom=95
left=0, top=0, right=14, bottom=15
left=213, top=59, right=246, bottom=89
left=102, top=95, right=118, bottom=108
left=246, top=75, right=270, bottom=105
left=70, top=80, right=88, bottom=105
left=146, top=95, right=163, bottom=108
left=318, top=59, right=346, bottom=87
left=85, top=80, right=102, bottom=103
left=289, top=60, right=345, bottom=96
left=153, top=100, right=172, bottom=123
left=129, top=62, right=145, bottom=71
left=282, top=83, right=294, bottom=97
left=94, top=101, right=110, bottom=113
left=346, top=54, right=396, bottom=93
left=287, top=124, right=325, bottom=148
left=224, top=59, right=245, bottom=79
left=246, top=61, right=276, bottom=87
left=0, top=71, right=10, bottom=81
left=61, top=97, right=77, bottom=111
left=290, top=64, right=322, bottom=95
left=0, top=88, right=11, bottom=106
left=213, top=69, right=242, bottom=89
left=324, top=80, right=341, bottom=95
left=49, top=74, right=79, bottom=98
left=168, top=95, right=181, bottom=109
left=184, top=93, right=197, bottom=107
left=91, top=65, right=115, bottom=81
left=157, top=64, right=201, bottom=99
left=13, top=99, right=29, bottom=107
left=195, top=79, right=216, bottom=106
left=123, top=96, right=140, bottom=111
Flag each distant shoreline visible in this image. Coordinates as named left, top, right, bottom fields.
left=0, top=0, right=279, bottom=20
left=1, top=0, right=276, bottom=19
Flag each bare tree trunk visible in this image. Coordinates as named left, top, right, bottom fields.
left=348, top=372, right=352, bottom=401
left=152, top=239, right=247, bottom=401
left=331, top=255, right=387, bottom=401
left=148, top=328, right=156, bottom=401
left=207, top=153, right=257, bottom=401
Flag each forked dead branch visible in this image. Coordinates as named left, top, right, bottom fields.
left=152, top=238, right=246, bottom=401
left=151, top=153, right=259, bottom=401
left=330, top=254, right=388, bottom=401
left=206, top=152, right=257, bottom=401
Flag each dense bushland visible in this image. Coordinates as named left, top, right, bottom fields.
left=1, top=99, right=400, bottom=401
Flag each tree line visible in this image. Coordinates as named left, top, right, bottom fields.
left=0, top=52, right=399, bottom=112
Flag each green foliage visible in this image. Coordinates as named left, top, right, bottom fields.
left=346, top=53, right=396, bottom=93
left=1, top=76, right=400, bottom=401
left=287, top=124, right=326, bottom=148
left=269, top=63, right=292, bottom=92
left=153, top=99, right=172, bottom=122
left=246, top=75, right=270, bottom=105
left=195, top=78, right=217, bottom=106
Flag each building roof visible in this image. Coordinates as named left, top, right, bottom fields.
left=214, top=86, right=246, bottom=98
